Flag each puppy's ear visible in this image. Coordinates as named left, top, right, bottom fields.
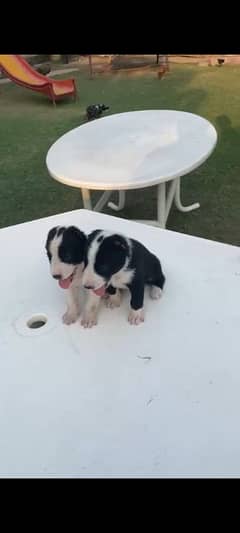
left=63, top=226, right=88, bottom=265
left=112, top=235, right=128, bottom=251
left=66, top=226, right=87, bottom=242
left=45, top=226, right=58, bottom=249
left=65, top=227, right=88, bottom=254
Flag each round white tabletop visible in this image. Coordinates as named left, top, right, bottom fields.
left=46, top=110, right=217, bottom=191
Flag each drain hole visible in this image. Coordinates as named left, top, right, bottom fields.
left=27, top=315, right=47, bottom=329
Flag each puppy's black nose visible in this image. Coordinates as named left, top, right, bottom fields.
left=84, top=284, right=94, bottom=290
left=53, top=274, right=62, bottom=280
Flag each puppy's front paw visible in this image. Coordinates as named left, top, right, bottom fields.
left=128, top=308, right=144, bottom=325
left=105, top=290, right=121, bottom=309
left=150, top=286, right=162, bottom=300
left=62, top=309, right=79, bottom=325
left=81, top=310, right=98, bottom=328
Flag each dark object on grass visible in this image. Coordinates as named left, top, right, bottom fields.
left=36, top=63, right=51, bottom=75
left=217, top=58, right=225, bottom=66
left=86, top=104, right=109, bottom=121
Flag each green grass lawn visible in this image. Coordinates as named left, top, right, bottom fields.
left=0, top=64, right=240, bottom=245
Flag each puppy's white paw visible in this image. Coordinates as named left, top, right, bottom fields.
left=150, top=286, right=162, bottom=300
left=128, top=308, right=144, bottom=325
left=105, top=290, right=121, bottom=309
left=62, top=309, right=79, bottom=325
left=81, top=310, right=98, bottom=328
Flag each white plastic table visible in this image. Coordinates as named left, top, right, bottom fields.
left=1, top=209, right=240, bottom=478
left=46, top=110, right=217, bottom=228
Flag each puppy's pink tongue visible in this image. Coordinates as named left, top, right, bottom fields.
left=93, top=285, right=106, bottom=297
left=59, top=277, right=72, bottom=289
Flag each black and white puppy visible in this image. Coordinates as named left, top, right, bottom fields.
left=45, top=226, right=87, bottom=324
left=81, top=230, right=166, bottom=326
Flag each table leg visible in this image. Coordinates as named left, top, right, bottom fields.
left=174, top=177, right=200, bottom=212
left=94, top=191, right=113, bottom=212
left=165, top=180, right=178, bottom=221
left=157, top=182, right=166, bottom=228
left=108, top=191, right=126, bottom=211
left=81, top=188, right=92, bottom=210
left=81, top=188, right=116, bottom=212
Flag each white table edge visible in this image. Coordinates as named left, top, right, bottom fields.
left=1, top=208, right=238, bottom=253
left=46, top=136, right=217, bottom=192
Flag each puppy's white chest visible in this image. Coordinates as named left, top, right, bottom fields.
left=111, top=268, right=134, bottom=289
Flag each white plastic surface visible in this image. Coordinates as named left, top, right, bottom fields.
left=1, top=209, right=240, bottom=478
left=46, top=110, right=217, bottom=191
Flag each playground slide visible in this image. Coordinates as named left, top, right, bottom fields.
left=0, top=55, right=77, bottom=104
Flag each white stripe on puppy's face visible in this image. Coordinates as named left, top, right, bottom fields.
left=49, top=231, right=75, bottom=280
left=82, top=231, right=106, bottom=290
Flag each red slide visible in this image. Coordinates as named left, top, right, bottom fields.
left=0, top=55, right=77, bottom=105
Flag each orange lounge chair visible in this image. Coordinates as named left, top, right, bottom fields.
left=0, top=55, right=77, bottom=105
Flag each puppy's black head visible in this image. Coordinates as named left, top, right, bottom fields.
left=95, top=234, right=129, bottom=280
left=45, top=225, right=87, bottom=285
left=83, top=231, right=130, bottom=292
left=59, top=226, right=87, bottom=264
left=45, top=225, right=87, bottom=264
